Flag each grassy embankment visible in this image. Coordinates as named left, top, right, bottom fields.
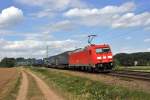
left=30, top=67, right=150, bottom=100
left=115, top=66, right=150, bottom=72
left=1, top=71, right=21, bottom=100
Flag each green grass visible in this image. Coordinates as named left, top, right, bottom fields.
left=26, top=72, right=45, bottom=100
left=114, top=66, right=150, bottom=72
left=30, top=67, right=150, bottom=100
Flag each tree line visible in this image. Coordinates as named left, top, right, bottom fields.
left=0, top=57, right=37, bottom=67
left=114, top=52, right=150, bottom=66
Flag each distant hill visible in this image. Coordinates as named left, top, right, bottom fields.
left=114, top=52, right=150, bottom=66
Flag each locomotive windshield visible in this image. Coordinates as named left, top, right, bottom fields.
left=96, top=48, right=110, bottom=53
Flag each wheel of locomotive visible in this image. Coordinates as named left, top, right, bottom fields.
left=87, top=67, right=91, bottom=72
left=85, top=66, right=88, bottom=71
left=83, top=66, right=85, bottom=71
left=80, top=66, right=83, bottom=71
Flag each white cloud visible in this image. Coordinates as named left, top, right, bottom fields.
left=119, top=47, right=132, bottom=53
left=16, top=0, right=88, bottom=18
left=147, top=48, right=150, bottom=51
left=118, top=47, right=146, bottom=53
left=16, top=0, right=70, bottom=9
left=0, top=6, right=23, bottom=28
left=49, top=20, right=73, bottom=32
left=0, top=38, right=77, bottom=58
left=112, top=12, right=150, bottom=28
left=16, top=0, right=88, bottom=11
left=29, top=9, right=55, bottom=18
left=64, top=2, right=135, bottom=17
left=64, top=2, right=150, bottom=29
left=0, top=30, right=16, bottom=35
left=144, top=27, right=150, bottom=31
left=125, top=36, right=132, bottom=40
left=144, top=38, right=150, bottom=42
left=0, top=28, right=87, bottom=59
left=41, top=20, right=75, bottom=33
left=25, top=32, right=53, bottom=41
left=3, top=40, right=41, bottom=50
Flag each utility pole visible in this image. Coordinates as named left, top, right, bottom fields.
left=46, top=45, right=48, bottom=59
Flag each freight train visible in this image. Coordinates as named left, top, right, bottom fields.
left=45, top=44, right=113, bottom=72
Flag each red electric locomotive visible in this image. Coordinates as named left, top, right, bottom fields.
left=45, top=35, right=113, bottom=72
left=69, top=44, right=113, bottom=72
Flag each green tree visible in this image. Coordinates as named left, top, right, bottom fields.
left=0, top=57, right=16, bottom=67
left=114, top=52, right=150, bottom=66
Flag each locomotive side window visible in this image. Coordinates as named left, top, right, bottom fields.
left=96, top=48, right=103, bottom=53
left=102, top=48, right=110, bottom=53
left=96, top=48, right=110, bottom=53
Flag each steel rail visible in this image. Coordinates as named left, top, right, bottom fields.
left=108, top=70, right=150, bottom=81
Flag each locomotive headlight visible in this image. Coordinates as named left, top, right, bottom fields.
left=103, top=56, right=106, bottom=59
left=97, top=57, right=102, bottom=59
left=108, top=56, right=112, bottom=59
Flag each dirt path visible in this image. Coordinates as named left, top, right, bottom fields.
left=16, top=71, right=28, bottom=100
left=26, top=70, right=63, bottom=100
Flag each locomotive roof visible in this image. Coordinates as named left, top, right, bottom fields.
left=89, top=44, right=110, bottom=47
left=46, top=44, right=110, bottom=59
left=70, top=44, right=110, bottom=53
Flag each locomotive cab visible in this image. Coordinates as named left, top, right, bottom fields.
left=93, top=44, right=113, bottom=71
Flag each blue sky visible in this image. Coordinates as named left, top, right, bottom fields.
left=0, top=0, right=150, bottom=59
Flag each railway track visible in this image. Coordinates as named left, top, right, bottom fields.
left=48, top=67, right=150, bottom=81
left=109, top=70, right=150, bottom=81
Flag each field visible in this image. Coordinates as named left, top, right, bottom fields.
left=0, top=67, right=150, bottom=100
left=0, top=67, right=63, bottom=100
left=115, top=66, right=150, bottom=72
left=0, top=68, right=20, bottom=100
left=30, top=67, right=150, bottom=100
